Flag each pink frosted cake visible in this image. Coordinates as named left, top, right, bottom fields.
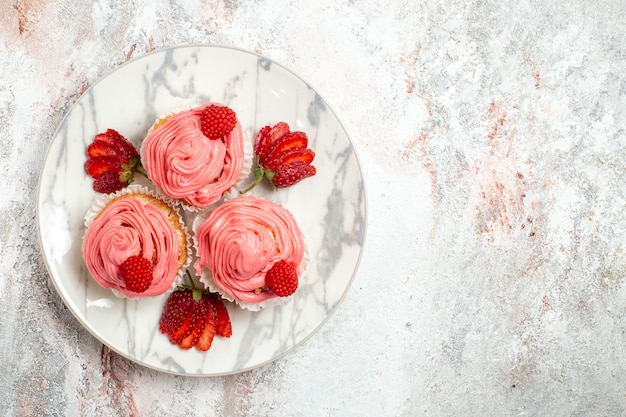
left=82, top=185, right=191, bottom=298
left=141, top=102, right=247, bottom=210
left=194, top=195, right=306, bottom=310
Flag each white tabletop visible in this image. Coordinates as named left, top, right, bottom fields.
left=2, top=1, right=625, bottom=415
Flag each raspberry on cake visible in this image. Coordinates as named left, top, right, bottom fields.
left=141, top=103, right=248, bottom=210
left=82, top=185, right=191, bottom=298
left=193, top=195, right=306, bottom=310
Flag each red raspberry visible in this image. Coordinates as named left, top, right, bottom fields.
left=265, top=260, right=299, bottom=297
left=200, top=105, right=237, bottom=140
left=119, top=256, right=153, bottom=293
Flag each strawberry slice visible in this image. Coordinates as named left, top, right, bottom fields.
left=167, top=310, right=196, bottom=345
left=87, top=141, right=118, bottom=159
left=178, top=301, right=206, bottom=349
left=254, top=122, right=291, bottom=157
left=92, top=170, right=126, bottom=194
left=93, top=129, right=139, bottom=161
left=84, top=156, right=121, bottom=179
left=266, top=148, right=315, bottom=171
left=210, top=295, right=232, bottom=338
left=271, top=161, right=317, bottom=188
left=196, top=295, right=218, bottom=351
left=85, top=129, right=142, bottom=193
left=159, top=290, right=198, bottom=344
left=260, top=131, right=308, bottom=167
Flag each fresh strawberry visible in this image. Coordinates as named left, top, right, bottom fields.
left=92, top=129, right=139, bottom=162
left=210, top=294, right=232, bottom=338
left=264, top=260, right=299, bottom=297
left=259, top=131, right=308, bottom=168
left=195, top=295, right=217, bottom=351
left=242, top=122, right=316, bottom=192
left=254, top=122, right=291, bottom=157
left=159, top=289, right=199, bottom=345
left=92, top=170, right=126, bottom=194
left=270, top=161, right=317, bottom=188
left=178, top=300, right=206, bottom=349
left=200, top=104, right=237, bottom=140
left=265, top=148, right=315, bottom=171
left=87, top=141, right=119, bottom=159
left=119, top=256, right=153, bottom=293
left=159, top=282, right=232, bottom=351
left=84, top=129, right=143, bottom=194
left=84, top=156, right=120, bottom=179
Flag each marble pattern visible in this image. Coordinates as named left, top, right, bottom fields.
left=38, top=46, right=366, bottom=375
left=2, top=0, right=625, bottom=415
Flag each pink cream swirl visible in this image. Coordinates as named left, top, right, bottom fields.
left=194, top=196, right=305, bottom=304
left=142, top=103, right=244, bottom=209
left=83, top=197, right=182, bottom=298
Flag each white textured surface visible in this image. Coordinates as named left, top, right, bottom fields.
left=1, top=0, right=625, bottom=415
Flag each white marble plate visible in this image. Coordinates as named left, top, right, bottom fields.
left=36, top=45, right=366, bottom=376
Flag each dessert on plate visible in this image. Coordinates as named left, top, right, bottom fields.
left=141, top=102, right=249, bottom=210
left=82, top=185, right=191, bottom=298
left=193, top=195, right=306, bottom=311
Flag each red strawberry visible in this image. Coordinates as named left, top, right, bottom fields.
left=159, top=286, right=232, bottom=351
left=265, top=148, right=315, bottom=171
left=210, top=294, right=232, bottom=338
left=264, top=260, right=299, bottom=297
left=92, top=170, right=126, bottom=194
left=200, top=105, right=237, bottom=140
left=270, top=161, right=317, bottom=189
left=159, top=289, right=199, bottom=345
left=260, top=131, right=309, bottom=168
left=195, top=295, right=217, bottom=351
left=119, top=256, right=153, bottom=293
left=242, top=122, right=316, bottom=193
left=87, top=141, right=119, bottom=159
left=84, top=129, right=142, bottom=194
left=254, top=122, right=291, bottom=157
left=178, top=300, right=206, bottom=349
left=93, top=129, right=139, bottom=161
left=84, top=156, right=120, bottom=179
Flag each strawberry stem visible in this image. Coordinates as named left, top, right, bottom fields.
left=240, top=167, right=265, bottom=194
left=135, top=165, right=150, bottom=180
left=184, top=270, right=203, bottom=301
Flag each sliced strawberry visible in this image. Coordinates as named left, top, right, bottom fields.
left=159, top=290, right=198, bottom=344
left=242, top=122, right=317, bottom=193
left=178, top=301, right=206, bottom=349
left=254, top=122, right=290, bottom=157
left=260, top=131, right=308, bottom=167
left=85, top=129, right=142, bottom=194
left=266, top=148, right=315, bottom=171
left=271, top=161, right=317, bottom=188
left=196, top=295, right=218, bottom=351
left=87, top=141, right=118, bottom=159
left=93, top=129, right=139, bottom=161
left=210, top=295, right=232, bottom=338
left=168, top=312, right=196, bottom=345
left=92, top=170, right=126, bottom=194
left=84, top=156, right=121, bottom=179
